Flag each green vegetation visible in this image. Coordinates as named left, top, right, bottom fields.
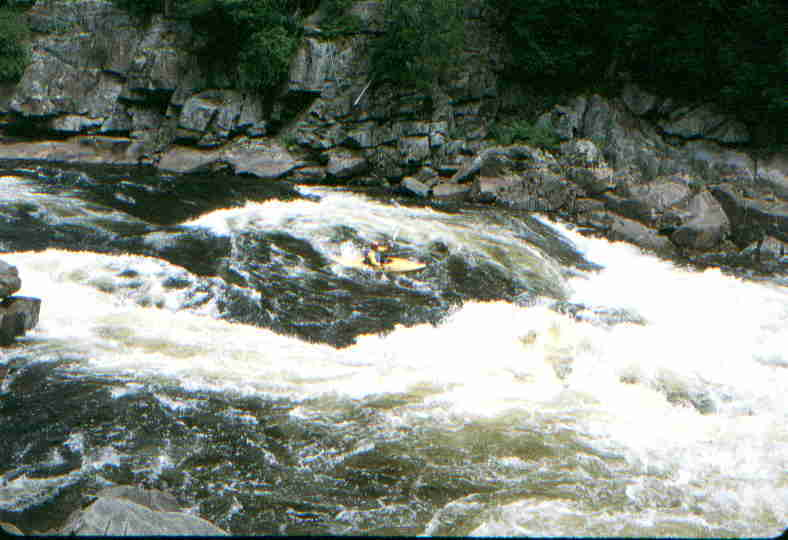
left=98, top=0, right=785, bottom=143
left=495, top=0, right=787, bottom=142
left=490, top=119, right=561, bottom=150
left=111, top=0, right=318, bottom=93
left=369, top=0, right=464, bottom=87
left=0, top=6, right=29, bottom=82
left=318, top=0, right=360, bottom=36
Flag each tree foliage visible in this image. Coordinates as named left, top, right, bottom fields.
left=111, top=0, right=317, bottom=93
left=0, top=7, right=29, bottom=82
left=370, top=0, right=465, bottom=87
left=496, top=0, right=787, bottom=141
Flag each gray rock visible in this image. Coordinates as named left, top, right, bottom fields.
left=0, top=296, right=41, bottom=346
left=566, top=166, right=615, bottom=196
left=711, top=184, right=788, bottom=246
left=670, top=191, right=730, bottom=250
left=398, top=136, right=431, bottom=165
left=433, top=182, right=471, bottom=198
left=536, top=96, right=587, bottom=140
left=660, top=104, right=749, bottom=144
left=606, top=213, right=676, bottom=255
left=621, top=83, right=659, bottom=116
left=400, top=176, right=431, bottom=198
left=125, top=17, right=195, bottom=98
left=616, top=175, right=693, bottom=225
left=59, top=486, right=228, bottom=536
left=560, top=138, right=604, bottom=167
left=288, top=38, right=338, bottom=94
left=0, top=261, right=21, bottom=299
left=326, top=149, right=369, bottom=179
left=756, top=153, right=788, bottom=200
left=225, top=140, right=301, bottom=179
left=157, top=145, right=223, bottom=174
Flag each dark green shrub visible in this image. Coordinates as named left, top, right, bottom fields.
left=370, top=0, right=464, bottom=87
left=237, top=25, right=299, bottom=92
left=111, top=0, right=309, bottom=93
left=490, top=119, right=561, bottom=150
left=496, top=0, right=787, bottom=142
left=0, top=7, right=29, bottom=82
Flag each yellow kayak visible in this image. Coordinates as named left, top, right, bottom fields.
left=331, top=254, right=426, bottom=272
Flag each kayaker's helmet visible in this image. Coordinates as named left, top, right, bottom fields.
left=371, top=241, right=390, bottom=252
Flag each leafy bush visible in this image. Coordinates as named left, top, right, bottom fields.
left=319, top=0, right=360, bottom=36
left=370, top=0, right=464, bottom=87
left=490, top=119, right=561, bottom=150
left=0, top=7, right=29, bottom=82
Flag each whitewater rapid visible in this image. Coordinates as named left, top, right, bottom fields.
left=2, top=185, right=786, bottom=536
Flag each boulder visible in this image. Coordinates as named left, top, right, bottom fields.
left=660, top=104, right=749, bottom=144
left=621, top=83, right=659, bottom=116
left=59, top=486, right=228, bottom=536
left=433, top=182, right=471, bottom=198
left=670, top=191, right=730, bottom=250
left=326, top=149, right=369, bottom=179
left=560, top=138, right=604, bottom=167
left=607, top=175, right=693, bottom=226
left=400, top=176, right=431, bottom=198
left=583, top=211, right=676, bottom=255
left=0, top=260, right=21, bottom=298
left=224, top=140, right=300, bottom=179
left=536, top=96, right=587, bottom=140
left=0, top=296, right=41, bottom=346
left=711, top=185, right=788, bottom=246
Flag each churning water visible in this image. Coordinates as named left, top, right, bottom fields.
left=1, top=164, right=786, bottom=536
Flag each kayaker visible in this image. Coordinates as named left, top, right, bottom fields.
left=365, top=241, right=392, bottom=269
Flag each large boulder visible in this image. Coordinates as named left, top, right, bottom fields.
left=711, top=184, right=788, bottom=246
left=669, top=191, right=730, bottom=250
left=59, top=486, right=228, bottom=536
left=660, top=104, right=749, bottom=144
left=0, top=260, right=21, bottom=298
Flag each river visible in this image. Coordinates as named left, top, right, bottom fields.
left=1, top=162, right=786, bottom=536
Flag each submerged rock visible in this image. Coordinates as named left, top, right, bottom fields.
left=59, top=486, right=228, bottom=536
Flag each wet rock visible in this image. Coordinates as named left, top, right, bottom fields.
left=586, top=211, right=675, bottom=255
left=59, top=486, right=228, bottom=536
left=400, top=176, right=431, bottom=198
left=157, top=145, right=224, bottom=174
left=432, top=182, right=471, bottom=198
left=711, top=184, right=788, bottom=246
left=326, top=149, right=369, bottom=179
left=0, top=521, right=24, bottom=535
left=224, top=140, right=300, bottom=179
left=670, top=191, right=730, bottom=250
left=0, top=297, right=41, bottom=346
left=0, top=260, right=21, bottom=299
left=158, top=140, right=300, bottom=179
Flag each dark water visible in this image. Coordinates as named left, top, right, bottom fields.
left=1, top=162, right=786, bottom=536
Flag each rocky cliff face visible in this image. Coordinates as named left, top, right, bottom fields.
left=1, top=0, right=786, bottom=270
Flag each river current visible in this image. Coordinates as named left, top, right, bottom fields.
left=1, top=162, right=786, bottom=536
